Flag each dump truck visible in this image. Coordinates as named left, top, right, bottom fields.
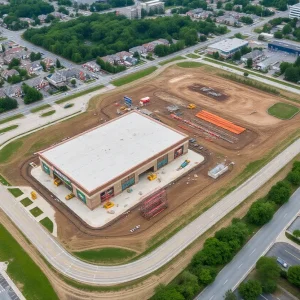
left=140, top=97, right=150, bottom=106
left=177, top=160, right=190, bottom=171
left=187, top=104, right=196, bottom=109
left=147, top=173, right=157, bottom=181
left=65, top=193, right=75, bottom=200
left=54, top=178, right=62, bottom=186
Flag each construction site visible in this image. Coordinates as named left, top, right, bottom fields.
left=2, top=64, right=300, bottom=283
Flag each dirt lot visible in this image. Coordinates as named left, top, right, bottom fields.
left=2, top=65, right=300, bottom=255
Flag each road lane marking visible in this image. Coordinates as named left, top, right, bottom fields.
left=284, top=213, right=287, bottom=218
left=223, top=279, right=228, bottom=285
left=250, top=249, right=256, bottom=256
left=209, top=296, right=214, bottom=300
left=285, top=250, right=300, bottom=261
left=260, top=295, right=268, bottom=300
left=238, top=263, right=243, bottom=269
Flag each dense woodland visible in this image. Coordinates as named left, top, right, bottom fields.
left=23, top=13, right=227, bottom=63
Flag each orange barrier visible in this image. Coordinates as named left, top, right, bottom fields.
left=196, top=110, right=245, bottom=134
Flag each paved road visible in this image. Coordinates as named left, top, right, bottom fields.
left=266, top=242, right=300, bottom=268
left=196, top=191, right=300, bottom=300
left=0, top=11, right=288, bottom=121
left=1, top=137, right=300, bottom=285
left=287, top=216, right=300, bottom=233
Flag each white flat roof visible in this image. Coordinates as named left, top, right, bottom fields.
left=40, top=112, right=187, bottom=194
left=209, top=38, right=248, bottom=53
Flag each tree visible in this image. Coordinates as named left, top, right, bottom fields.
left=246, top=58, right=253, bottom=68
left=244, top=72, right=249, bottom=77
left=284, top=67, right=300, bottom=83
left=282, top=24, right=292, bottom=35
left=287, top=170, right=300, bottom=185
left=175, top=271, right=199, bottom=299
left=56, top=58, right=61, bottom=68
left=8, top=58, right=20, bottom=70
left=213, top=51, right=220, bottom=59
left=40, top=61, right=46, bottom=71
left=224, top=289, right=237, bottom=300
left=0, top=96, right=18, bottom=113
left=233, top=51, right=241, bottom=61
left=224, top=2, right=233, bottom=10
left=246, top=200, right=275, bottom=226
left=293, top=229, right=300, bottom=237
left=267, top=181, right=291, bottom=205
left=70, top=79, right=76, bottom=86
left=217, top=1, right=222, bottom=8
left=152, top=284, right=184, bottom=300
left=133, top=51, right=140, bottom=59
left=280, top=62, right=293, bottom=74
left=238, top=280, right=262, bottom=300
left=287, top=265, right=300, bottom=287
left=240, top=16, right=253, bottom=24
left=22, top=84, right=43, bottom=104
left=274, top=31, right=283, bottom=39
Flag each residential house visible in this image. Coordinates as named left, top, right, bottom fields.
left=1, top=69, right=19, bottom=80
left=129, top=45, right=147, bottom=55
left=4, top=84, right=23, bottom=97
left=46, top=72, right=66, bottom=87
left=0, top=88, right=6, bottom=98
left=60, top=68, right=87, bottom=81
left=42, top=57, right=55, bottom=70
left=26, top=76, right=49, bottom=90
left=125, top=56, right=138, bottom=66
left=38, top=14, right=47, bottom=23
left=19, top=17, right=35, bottom=25
left=82, top=61, right=100, bottom=72
left=51, top=12, right=65, bottom=19
left=101, top=51, right=133, bottom=66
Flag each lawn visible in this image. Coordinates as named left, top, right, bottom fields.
left=73, top=247, right=136, bottom=263
left=30, top=207, right=43, bottom=217
left=112, top=67, right=157, bottom=87
left=0, top=124, right=18, bottom=134
left=0, top=140, right=23, bottom=163
left=0, top=223, right=58, bottom=300
left=0, top=174, right=11, bottom=186
left=40, top=217, right=53, bottom=233
left=186, top=53, right=200, bottom=59
left=177, top=62, right=204, bottom=68
left=55, top=85, right=104, bottom=104
left=8, top=188, right=23, bottom=198
left=0, top=114, right=23, bottom=125
left=30, top=104, right=51, bottom=113
left=20, top=197, right=33, bottom=207
left=41, top=110, right=56, bottom=117
left=268, top=103, right=299, bottom=120
left=158, top=56, right=186, bottom=66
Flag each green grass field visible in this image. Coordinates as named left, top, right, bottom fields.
left=0, top=174, right=11, bottom=186
left=112, top=67, right=157, bottom=87
left=158, top=56, right=186, bottom=66
left=30, top=104, right=51, bottom=113
left=0, top=223, right=58, bottom=300
left=55, top=85, right=104, bottom=104
left=0, top=140, right=23, bottom=163
left=177, top=62, right=204, bottom=68
left=0, top=114, right=23, bottom=125
left=268, top=103, right=299, bottom=120
left=186, top=53, right=200, bottom=59
left=30, top=207, right=43, bottom=217
left=8, top=188, right=23, bottom=197
left=20, top=197, right=33, bottom=207
left=73, top=247, right=136, bottom=263
left=40, top=217, right=54, bottom=233
left=41, top=110, right=56, bottom=117
left=0, top=124, right=18, bottom=134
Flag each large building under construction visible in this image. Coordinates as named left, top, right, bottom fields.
left=38, top=111, right=189, bottom=210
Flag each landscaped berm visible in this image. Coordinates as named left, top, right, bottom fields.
left=268, top=102, right=299, bottom=120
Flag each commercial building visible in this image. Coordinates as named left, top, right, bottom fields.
left=141, top=0, right=164, bottom=13
left=289, top=3, right=300, bottom=19
left=241, top=49, right=264, bottom=63
left=38, top=112, right=189, bottom=210
left=207, top=38, right=249, bottom=59
left=117, top=5, right=141, bottom=19
left=268, top=41, right=300, bottom=56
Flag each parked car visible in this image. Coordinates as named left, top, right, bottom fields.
left=189, top=138, right=196, bottom=143
left=277, top=257, right=288, bottom=268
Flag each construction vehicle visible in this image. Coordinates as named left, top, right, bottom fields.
left=147, top=173, right=157, bottom=181
left=103, top=201, right=114, bottom=209
left=187, top=103, right=196, bottom=109
left=65, top=193, right=75, bottom=200
left=120, top=106, right=127, bottom=111
left=31, top=191, right=37, bottom=200
left=54, top=178, right=62, bottom=186
left=140, top=97, right=150, bottom=106
left=177, top=160, right=190, bottom=171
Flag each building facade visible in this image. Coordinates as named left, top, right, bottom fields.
left=268, top=41, right=300, bottom=56
left=141, top=0, right=164, bottom=13
left=289, top=3, right=300, bottom=19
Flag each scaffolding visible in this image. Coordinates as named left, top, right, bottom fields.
left=140, top=189, right=168, bottom=220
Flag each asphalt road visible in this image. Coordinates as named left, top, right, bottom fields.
left=1, top=136, right=300, bottom=285
left=0, top=11, right=288, bottom=121
left=195, top=191, right=300, bottom=300
left=266, top=242, right=300, bottom=268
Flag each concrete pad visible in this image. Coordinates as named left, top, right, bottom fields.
left=32, top=150, right=204, bottom=228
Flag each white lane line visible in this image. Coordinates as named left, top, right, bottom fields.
left=260, top=294, right=268, bottom=300
left=284, top=213, right=287, bottom=218
left=250, top=249, right=256, bottom=256
left=238, top=263, right=243, bottom=269
left=209, top=296, right=214, bottom=300
left=223, top=279, right=228, bottom=285
left=285, top=250, right=300, bottom=261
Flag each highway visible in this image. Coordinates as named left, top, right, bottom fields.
left=196, top=191, right=300, bottom=300
left=0, top=11, right=288, bottom=121
left=1, top=137, right=300, bottom=285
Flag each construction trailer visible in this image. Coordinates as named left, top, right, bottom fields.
left=140, top=189, right=168, bottom=220
left=208, top=163, right=229, bottom=179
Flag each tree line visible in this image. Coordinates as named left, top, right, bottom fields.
left=150, top=161, right=300, bottom=300
left=90, top=0, right=134, bottom=12
left=280, top=57, right=300, bottom=83
left=23, top=13, right=227, bottom=63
